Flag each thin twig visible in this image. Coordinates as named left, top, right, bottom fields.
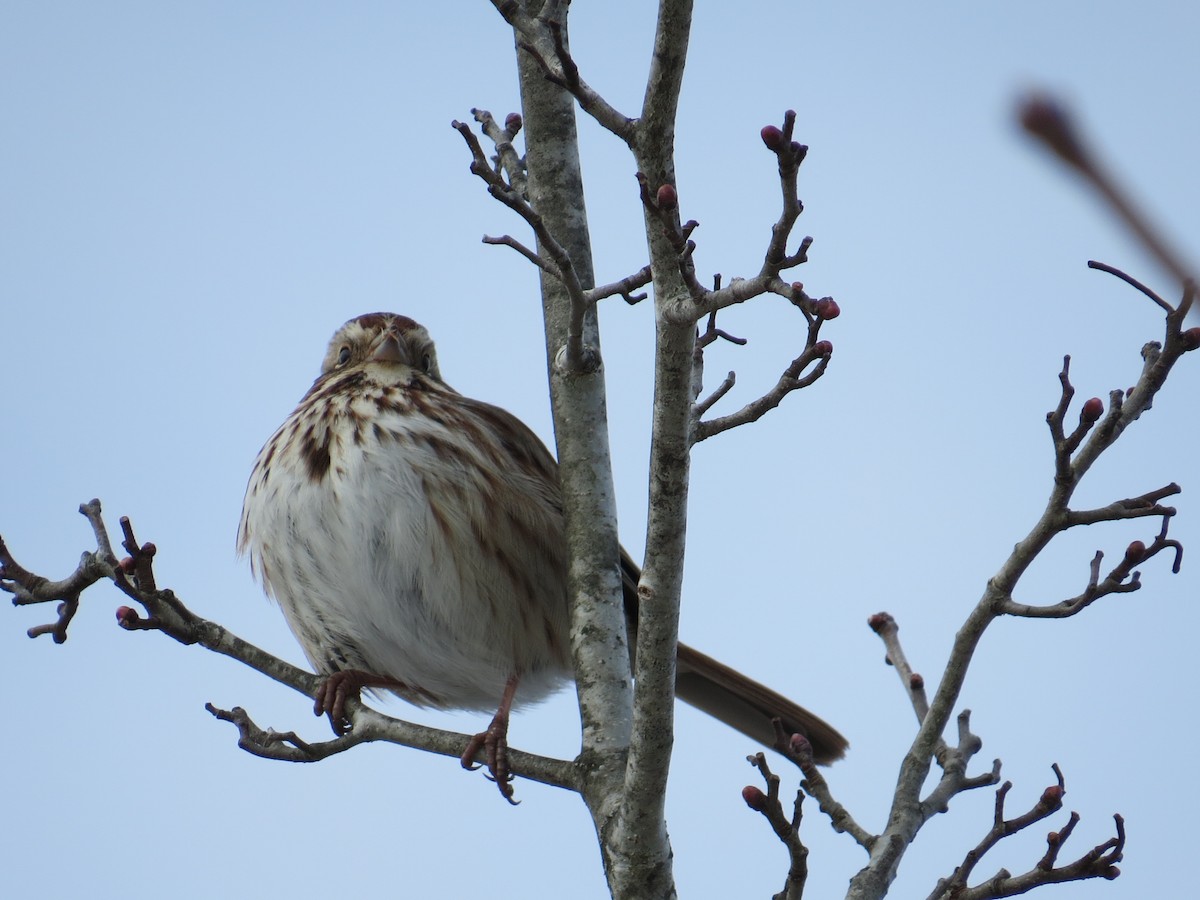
left=1088, top=260, right=1172, bottom=312
left=452, top=119, right=592, bottom=370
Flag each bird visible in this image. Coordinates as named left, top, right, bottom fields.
left=238, top=312, right=846, bottom=800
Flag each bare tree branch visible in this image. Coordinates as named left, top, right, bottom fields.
left=1087, top=259, right=1172, bottom=312
left=2, top=500, right=115, bottom=643
left=471, top=107, right=528, bottom=198
left=491, top=0, right=636, bottom=143
left=868, top=614, right=1002, bottom=827
left=505, top=3, right=644, bottom=894
left=1003, top=514, right=1183, bottom=618
left=687, top=110, right=822, bottom=321
left=482, top=233, right=556, bottom=274
left=928, top=766, right=1124, bottom=900
left=847, top=263, right=1191, bottom=898
left=693, top=337, right=832, bottom=442
left=744, top=752, right=811, bottom=900
left=772, top=727, right=876, bottom=852
left=868, top=613, right=937, bottom=728
left=453, top=117, right=593, bottom=369
left=584, top=265, right=653, bottom=306
left=4, top=504, right=579, bottom=793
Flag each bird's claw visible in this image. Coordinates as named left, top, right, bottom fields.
left=461, top=715, right=518, bottom=804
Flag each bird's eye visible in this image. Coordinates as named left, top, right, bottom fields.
left=421, top=353, right=433, bottom=374
left=337, top=346, right=352, bottom=366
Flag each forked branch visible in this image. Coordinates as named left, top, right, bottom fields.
left=490, top=0, right=635, bottom=143
left=850, top=263, right=1190, bottom=897
left=928, top=766, right=1124, bottom=900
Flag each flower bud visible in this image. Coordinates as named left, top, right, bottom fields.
left=1040, top=784, right=1064, bottom=806
left=867, top=612, right=894, bottom=632
left=814, top=340, right=833, bottom=356
left=656, top=184, right=678, bottom=211
left=789, top=733, right=812, bottom=756
left=1182, top=327, right=1200, bottom=351
left=742, top=785, right=767, bottom=811
left=1124, top=540, right=1145, bottom=564
left=815, top=298, right=841, bottom=320
left=1081, top=397, right=1104, bottom=423
left=760, top=125, right=784, bottom=151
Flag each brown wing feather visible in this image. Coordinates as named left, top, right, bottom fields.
left=620, top=550, right=848, bottom=765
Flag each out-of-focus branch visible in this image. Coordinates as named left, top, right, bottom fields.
left=1020, top=94, right=1196, bottom=290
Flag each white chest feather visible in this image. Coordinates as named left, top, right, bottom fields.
left=238, top=377, right=572, bottom=712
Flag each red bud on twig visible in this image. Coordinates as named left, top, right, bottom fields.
left=789, top=733, right=812, bottom=756
left=867, top=612, right=894, bottom=632
left=815, top=298, right=840, bottom=320
left=742, top=785, right=768, bottom=811
left=1040, top=785, right=1064, bottom=806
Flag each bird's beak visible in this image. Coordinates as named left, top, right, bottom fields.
left=371, top=330, right=406, bottom=364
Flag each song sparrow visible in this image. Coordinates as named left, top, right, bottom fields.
left=238, top=313, right=846, bottom=799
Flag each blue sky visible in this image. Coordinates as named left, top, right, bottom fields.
left=4, top=3, right=1198, bottom=898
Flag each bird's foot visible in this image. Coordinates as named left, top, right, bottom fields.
left=461, top=710, right=516, bottom=804
left=314, top=669, right=408, bottom=736
left=461, top=675, right=521, bottom=804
